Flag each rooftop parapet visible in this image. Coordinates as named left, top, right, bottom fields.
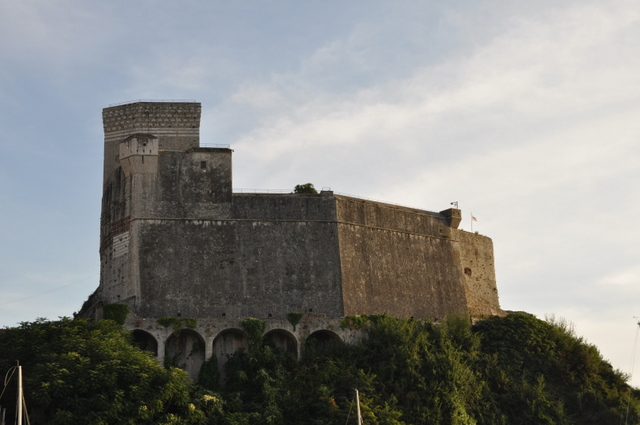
left=103, top=101, right=201, bottom=142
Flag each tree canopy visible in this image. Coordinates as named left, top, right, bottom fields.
left=1, top=313, right=639, bottom=424
left=294, top=183, right=318, bottom=194
left=0, top=318, right=200, bottom=424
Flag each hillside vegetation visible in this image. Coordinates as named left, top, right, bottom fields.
left=0, top=313, right=638, bottom=424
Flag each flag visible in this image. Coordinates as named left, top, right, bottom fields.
left=472, top=214, right=478, bottom=222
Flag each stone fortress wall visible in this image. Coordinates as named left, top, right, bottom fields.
left=83, top=101, right=502, bottom=380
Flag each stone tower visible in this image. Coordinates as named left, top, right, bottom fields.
left=100, top=101, right=234, bottom=312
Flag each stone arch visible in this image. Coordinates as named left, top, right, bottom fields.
left=131, top=329, right=158, bottom=356
left=165, top=329, right=205, bottom=381
left=264, top=329, right=298, bottom=356
left=304, top=330, right=343, bottom=357
left=212, top=328, right=249, bottom=385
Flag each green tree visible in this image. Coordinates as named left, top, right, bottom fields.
left=2, top=313, right=639, bottom=424
left=294, top=183, right=318, bottom=194
left=0, top=318, right=199, bottom=424
left=473, top=312, right=640, bottom=425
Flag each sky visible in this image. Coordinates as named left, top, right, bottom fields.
left=1, top=0, right=639, bottom=384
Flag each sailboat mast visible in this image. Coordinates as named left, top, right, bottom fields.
left=16, top=363, right=22, bottom=425
left=355, top=388, right=362, bottom=425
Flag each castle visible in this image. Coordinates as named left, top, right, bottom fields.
left=81, top=100, right=502, bottom=379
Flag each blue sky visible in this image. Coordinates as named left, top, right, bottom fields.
left=1, top=0, right=640, bottom=384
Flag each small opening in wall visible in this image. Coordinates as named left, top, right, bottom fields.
left=222, top=312, right=226, bottom=317
left=268, top=313, right=272, bottom=318
left=200, top=161, right=207, bottom=169
left=177, top=312, right=182, bottom=317
left=464, top=267, right=472, bottom=276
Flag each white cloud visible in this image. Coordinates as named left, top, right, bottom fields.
left=230, top=0, right=640, bottom=196
left=600, top=265, right=640, bottom=287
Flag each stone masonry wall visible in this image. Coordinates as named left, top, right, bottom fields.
left=335, top=196, right=469, bottom=320
left=456, top=230, right=501, bottom=317
left=135, top=194, right=344, bottom=319
left=129, top=148, right=233, bottom=220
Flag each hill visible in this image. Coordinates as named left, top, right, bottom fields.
left=0, top=312, right=638, bottom=424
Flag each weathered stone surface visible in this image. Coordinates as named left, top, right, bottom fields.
left=335, top=196, right=469, bottom=320
left=136, top=217, right=344, bottom=319
left=457, top=230, right=500, bottom=317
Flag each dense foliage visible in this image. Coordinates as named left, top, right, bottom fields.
left=102, top=303, right=129, bottom=325
left=213, top=313, right=640, bottom=425
left=0, top=318, right=201, bottom=424
left=1, top=313, right=639, bottom=424
left=294, top=183, right=318, bottom=194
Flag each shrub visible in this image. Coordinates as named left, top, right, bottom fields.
left=294, top=183, right=318, bottom=194
left=103, top=303, right=129, bottom=325
left=286, top=312, right=303, bottom=331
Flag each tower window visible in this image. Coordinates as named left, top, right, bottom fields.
left=200, top=161, right=207, bottom=169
